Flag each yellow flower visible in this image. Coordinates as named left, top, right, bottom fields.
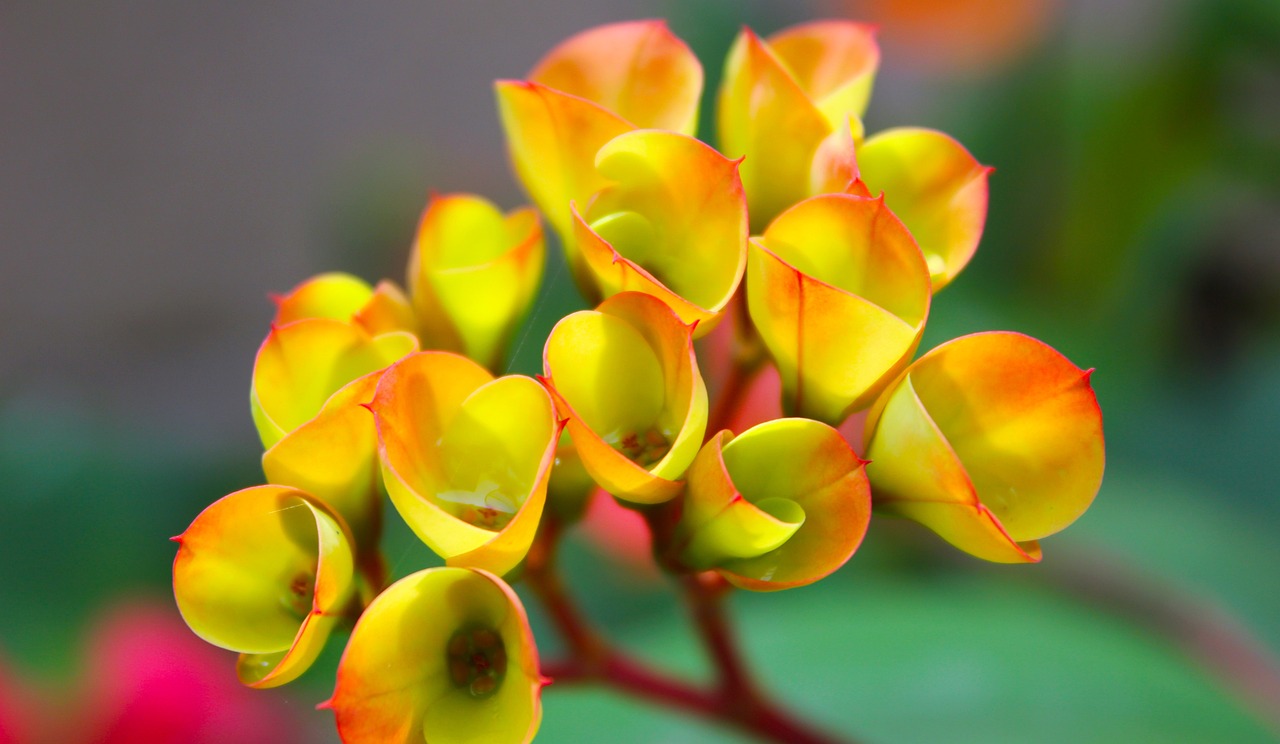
left=407, top=193, right=545, bottom=372
left=542, top=292, right=707, bottom=504
left=325, top=567, right=544, bottom=744
left=748, top=193, right=932, bottom=423
left=673, top=418, right=871, bottom=591
left=370, top=351, right=559, bottom=576
left=172, top=485, right=356, bottom=688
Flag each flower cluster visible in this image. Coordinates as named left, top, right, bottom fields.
left=172, top=18, right=1104, bottom=744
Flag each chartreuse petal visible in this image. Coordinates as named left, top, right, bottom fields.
left=250, top=318, right=417, bottom=449
left=528, top=20, right=701, bottom=135
left=273, top=273, right=417, bottom=336
left=864, top=332, right=1104, bottom=563
left=262, top=371, right=383, bottom=553
left=494, top=79, right=633, bottom=274
left=408, top=193, right=545, bottom=371
left=543, top=292, right=707, bottom=504
left=327, top=567, right=543, bottom=744
left=765, top=21, right=879, bottom=131
left=856, top=127, right=993, bottom=291
left=372, top=352, right=558, bottom=576
left=172, top=485, right=356, bottom=688
left=676, top=420, right=870, bottom=591
left=573, top=130, right=747, bottom=335
left=748, top=194, right=931, bottom=424
left=718, top=28, right=833, bottom=232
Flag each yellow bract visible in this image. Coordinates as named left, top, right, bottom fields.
left=573, top=129, right=748, bottom=334
left=172, top=485, right=356, bottom=688
left=371, top=352, right=559, bottom=576
left=857, top=128, right=993, bottom=290
left=273, top=272, right=417, bottom=337
left=327, top=567, right=543, bottom=744
left=543, top=292, right=708, bottom=504
left=528, top=19, right=702, bottom=135
left=408, top=192, right=545, bottom=372
left=250, top=317, right=417, bottom=449
left=674, top=419, right=871, bottom=591
left=864, top=332, right=1105, bottom=563
left=748, top=193, right=932, bottom=424
left=717, top=22, right=878, bottom=231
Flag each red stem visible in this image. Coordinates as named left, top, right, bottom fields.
left=525, top=520, right=854, bottom=744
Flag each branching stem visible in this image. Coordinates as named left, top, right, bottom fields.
left=525, top=517, right=854, bottom=744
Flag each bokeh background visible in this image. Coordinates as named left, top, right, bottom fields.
left=2, top=0, right=1278, bottom=742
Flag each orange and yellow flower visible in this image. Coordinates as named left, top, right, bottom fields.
left=863, top=332, right=1105, bottom=562
left=370, top=352, right=559, bottom=576
left=407, top=193, right=545, bottom=372
left=748, top=193, right=932, bottom=424
left=542, top=292, right=707, bottom=504
left=325, top=567, right=544, bottom=744
left=172, top=485, right=356, bottom=688
left=495, top=20, right=701, bottom=256
left=571, top=129, right=748, bottom=333
left=674, top=418, right=871, bottom=590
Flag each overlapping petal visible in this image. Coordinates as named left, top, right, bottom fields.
left=863, top=332, right=1105, bottom=562
left=717, top=23, right=879, bottom=230
left=856, top=127, right=992, bottom=290
left=250, top=318, right=417, bottom=449
left=543, top=292, right=707, bottom=504
left=171, top=485, right=356, bottom=688
left=528, top=19, right=702, bottom=135
left=261, top=372, right=384, bottom=557
left=273, top=272, right=416, bottom=337
left=675, top=419, right=871, bottom=591
left=494, top=80, right=634, bottom=265
left=371, top=352, right=558, bottom=576
left=408, top=193, right=545, bottom=371
left=326, top=567, right=543, bottom=744
left=573, top=129, right=747, bottom=333
left=747, top=193, right=932, bottom=424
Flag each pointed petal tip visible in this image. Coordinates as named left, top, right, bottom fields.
left=168, top=534, right=183, bottom=543
left=315, top=698, right=334, bottom=711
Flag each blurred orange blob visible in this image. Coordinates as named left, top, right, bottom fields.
left=848, top=0, right=1058, bottom=73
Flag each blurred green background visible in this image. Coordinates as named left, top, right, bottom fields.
left=2, top=0, right=1277, bottom=742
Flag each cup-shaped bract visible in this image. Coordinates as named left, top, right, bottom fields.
left=528, top=20, right=702, bottom=136
left=748, top=193, right=932, bottom=425
left=172, top=485, right=356, bottom=688
left=675, top=419, right=871, bottom=591
left=371, top=352, right=559, bottom=576
left=496, top=20, right=701, bottom=260
left=573, top=129, right=747, bottom=335
left=543, top=292, right=708, bottom=504
left=250, top=318, right=417, bottom=450
left=325, top=567, right=544, bottom=744
left=718, top=22, right=879, bottom=231
left=856, top=128, right=993, bottom=291
left=863, top=332, right=1105, bottom=563
left=272, top=272, right=417, bottom=337
left=407, top=193, right=545, bottom=372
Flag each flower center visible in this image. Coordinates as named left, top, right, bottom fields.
left=606, top=427, right=671, bottom=468
left=446, top=624, right=508, bottom=698
left=280, top=568, right=316, bottom=620
left=437, top=478, right=518, bottom=531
